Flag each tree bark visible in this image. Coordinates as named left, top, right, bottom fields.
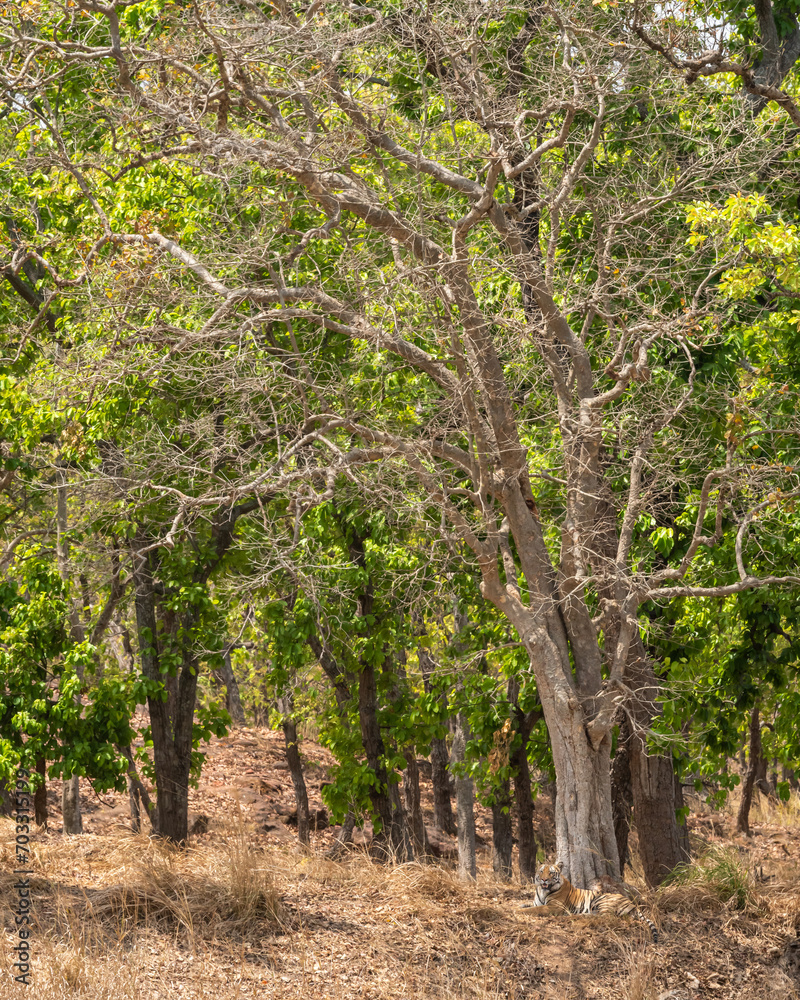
left=403, top=753, right=428, bottom=857
left=0, top=782, right=15, bottom=816
left=133, top=550, right=196, bottom=844
left=610, top=714, right=633, bottom=877
left=358, top=657, right=410, bottom=859
left=221, top=646, right=246, bottom=726
left=418, top=648, right=455, bottom=835
left=625, top=653, right=685, bottom=886
left=57, top=469, right=84, bottom=836
left=61, top=776, right=83, bottom=836
left=120, top=744, right=155, bottom=832
left=511, top=706, right=538, bottom=882
left=278, top=694, right=311, bottom=846
left=451, top=712, right=476, bottom=881
left=737, top=703, right=763, bottom=836
left=34, top=757, right=47, bottom=828
left=491, top=777, right=513, bottom=880
left=674, top=769, right=690, bottom=862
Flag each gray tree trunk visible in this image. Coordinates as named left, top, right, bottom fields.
left=278, top=693, right=311, bottom=846
left=57, top=470, right=83, bottom=836
left=403, top=754, right=428, bottom=857
left=451, top=713, right=476, bottom=881
left=61, top=776, right=82, bottom=836
left=418, top=648, right=455, bottom=835
left=221, top=647, right=246, bottom=726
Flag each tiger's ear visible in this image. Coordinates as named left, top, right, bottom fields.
left=554, top=861, right=564, bottom=873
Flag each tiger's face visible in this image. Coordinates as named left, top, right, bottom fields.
left=535, top=861, right=564, bottom=892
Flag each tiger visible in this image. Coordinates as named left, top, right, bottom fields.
left=530, top=861, right=658, bottom=943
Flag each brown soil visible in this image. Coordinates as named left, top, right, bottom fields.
left=1, top=726, right=798, bottom=999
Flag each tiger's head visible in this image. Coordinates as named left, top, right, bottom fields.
left=535, top=861, right=565, bottom=893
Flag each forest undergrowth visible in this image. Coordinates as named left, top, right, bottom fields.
left=1, top=728, right=799, bottom=1000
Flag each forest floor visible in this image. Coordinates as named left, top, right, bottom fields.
left=1, top=725, right=799, bottom=1000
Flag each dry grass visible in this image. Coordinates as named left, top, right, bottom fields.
left=1, top=822, right=798, bottom=999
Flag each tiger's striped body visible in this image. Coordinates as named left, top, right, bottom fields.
left=532, top=862, right=658, bottom=943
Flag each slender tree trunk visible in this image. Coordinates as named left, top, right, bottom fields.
left=610, top=714, right=633, bottom=877
left=221, top=647, right=246, bottom=726
left=327, top=812, right=356, bottom=858
left=61, top=776, right=82, bottom=836
left=278, top=694, right=311, bottom=846
left=674, top=770, right=690, bottom=862
left=418, top=648, right=455, bottom=835
left=511, top=706, right=538, bottom=882
left=491, top=778, right=513, bottom=880
left=57, top=469, right=84, bottom=836
left=737, top=704, right=763, bottom=836
left=403, top=753, right=428, bottom=857
left=120, top=744, right=155, bottom=832
left=451, top=713, right=476, bottom=881
left=34, top=757, right=47, bottom=828
left=358, top=658, right=409, bottom=859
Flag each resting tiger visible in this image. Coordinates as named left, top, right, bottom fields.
left=531, top=861, right=658, bottom=943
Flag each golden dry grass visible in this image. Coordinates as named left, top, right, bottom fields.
left=0, top=819, right=797, bottom=1000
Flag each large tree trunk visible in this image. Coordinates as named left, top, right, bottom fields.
left=278, top=694, right=311, bottom=846
left=451, top=713, right=476, bottom=881
left=491, top=777, right=513, bottom=880
left=418, top=648, right=455, bottom=835
left=626, top=654, right=685, bottom=886
left=511, top=705, right=538, bottom=883
left=737, top=704, right=763, bottom=836
left=220, top=647, right=246, bottom=726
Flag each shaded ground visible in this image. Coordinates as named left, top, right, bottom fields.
left=1, top=726, right=799, bottom=999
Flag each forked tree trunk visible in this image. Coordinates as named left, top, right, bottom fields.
left=278, top=694, right=311, bottom=846
left=451, top=713, right=476, bottom=881
left=491, top=777, right=513, bottom=880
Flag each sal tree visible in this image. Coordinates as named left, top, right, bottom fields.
left=4, top=0, right=800, bottom=882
